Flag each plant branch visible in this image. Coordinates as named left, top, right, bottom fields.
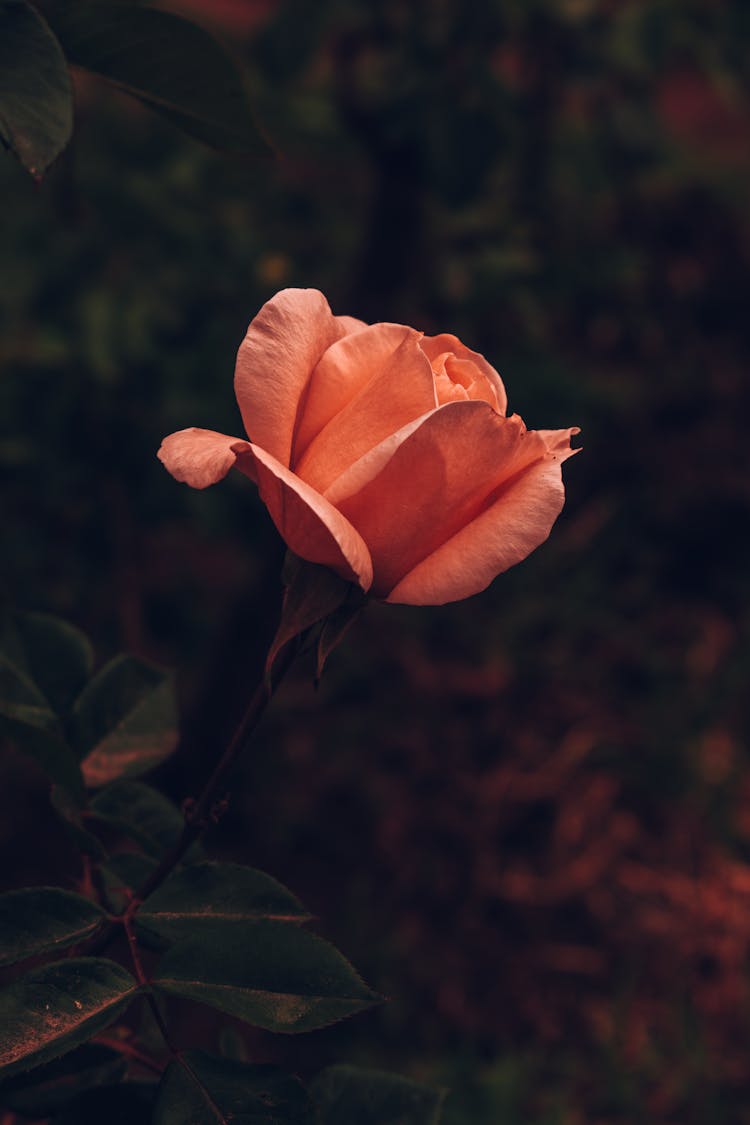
left=93, top=1033, right=164, bottom=1076
left=82, top=632, right=299, bottom=957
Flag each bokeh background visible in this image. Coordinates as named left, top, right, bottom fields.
left=2, top=0, right=750, bottom=1120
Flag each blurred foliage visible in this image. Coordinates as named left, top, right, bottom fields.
left=2, top=0, right=750, bottom=1120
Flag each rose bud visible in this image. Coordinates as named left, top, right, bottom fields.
left=159, top=289, right=579, bottom=605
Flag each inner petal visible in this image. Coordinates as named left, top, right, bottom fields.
left=293, top=327, right=437, bottom=495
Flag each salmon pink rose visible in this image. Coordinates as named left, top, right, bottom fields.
left=158, top=289, right=579, bottom=605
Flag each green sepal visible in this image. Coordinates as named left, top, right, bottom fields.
left=267, top=554, right=363, bottom=685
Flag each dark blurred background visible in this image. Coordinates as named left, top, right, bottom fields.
left=2, top=0, right=750, bottom=1120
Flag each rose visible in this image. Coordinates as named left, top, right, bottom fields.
left=158, top=289, right=579, bottom=605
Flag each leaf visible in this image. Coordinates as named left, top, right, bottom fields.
left=90, top=781, right=193, bottom=859
left=50, top=785, right=107, bottom=862
left=50, top=1082, right=155, bottom=1124
left=0, top=702, right=83, bottom=801
left=266, top=555, right=358, bottom=682
left=0, top=958, right=139, bottom=1080
left=136, top=861, right=311, bottom=943
left=71, top=655, right=179, bottom=787
left=100, top=852, right=157, bottom=914
left=154, top=1051, right=314, bottom=1125
left=0, top=610, right=94, bottom=717
left=0, top=1044, right=127, bottom=1117
left=153, top=921, right=381, bottom=1034
left=0, top=888, right=105, bottom=967
left=0, top=0, right=73, bottom=177
left=0, top=689, right=84, bottom=799
left=46, top=2, right=269, bottom=155
left=310, top=1065, right=447, bottom=1125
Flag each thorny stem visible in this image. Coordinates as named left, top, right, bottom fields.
left=121, top=904, right=228, bottom=1120
left=84, top=634, right=299, bottom=956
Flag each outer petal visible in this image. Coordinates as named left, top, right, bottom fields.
left=293, top=323, right=435, bottom=469
left=234, top=289, right=347, bottom=468
left=420, top=333, right=508, bottom=415
left=238, top=444, right=373, bottom=592
left=157, top=428, right=253, bottom=489
left=334, top=403, right=573, bottom=598
left=386, top=430, right=580, bottom=604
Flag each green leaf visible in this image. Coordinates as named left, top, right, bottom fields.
left=310, top=1065, right=447, bottom=1125
left=71, top=655, right=179, bottom=787
left=153, top=921, right=381, bottom=1034
left=50, top=1082, right=155, bottom=1124
left=100, top=852, right=157, bottom=913
left=90, top=781, right=191, bottom=858
left=50, top=785, right=107, bottom=861
left=0, top=958, right=139, bottom=1079
left=0, top=706, right=83, bottom=796
left=0, top=610, right=94, bottom=717
left=136, top=862, right=311, bottom=943
left=46, top=2, right=269, bottom=155
left=0, top=888, right=105, bottom=967
left=0, top=702, right=84, bottom=799
left=0, top=0, right=73, bottom=177
left=154, top=1051, right=314, bottom=1124
left=0, top=1044, right=127, bottom=1116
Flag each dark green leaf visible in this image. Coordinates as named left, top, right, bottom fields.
left=47, top=2, right=269, bottom=155
left=51, top=1082, right=155, bottom=1124
left=0, top=888, right=105, bottom=967
left=50, top=785, right=107, bottom=861
left=0, top=610, right=93, bottom=716
left=310, top=1065, right=447, bottom=1125
left=137, top=861, right=310, bottom=943
left=0, top=958, right=139, bottom=1079
left=100, top=852, right=157, bottom=914
left=71, top=655, right=179, bottom=787
left=153, top=921, right=381, bottom=1034
left=90, top=781, right=190, bottom=858
left=0, top=650, right=55, bottom=728
left=0, top=0, right=73, bottom=177
left=154, top=1051, right=314, bottom=1124
left=0, top=707, right=84, bottom=799
left=0, top=1044, right=127, bottom=1116
left=0, top=627, right=85, bottom=797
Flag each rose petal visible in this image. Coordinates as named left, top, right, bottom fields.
left=239, top=444, right=373, bottom=591
left=234, top=289, right=346, bottom=468
left=335, top=314, right=368, bottom=335
left=386, top=432, right=580, bottom=604
left=420, top=333, right=507, bottom=414
left=293, top=325, right=437, bottom=493
left=334, top=403, right=572, bottom=597
left=157, top=428, right=253, bottom=489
